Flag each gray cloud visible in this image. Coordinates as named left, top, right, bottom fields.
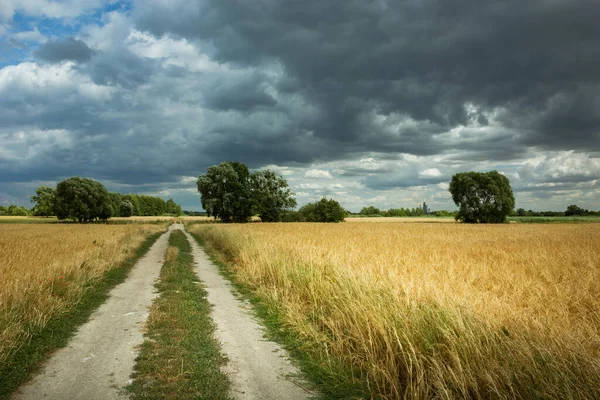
left=82, top=49, right=157, bottom=88
left=2, top=1, right=600, bottom=211
left=35, top=37, right=93, bottom=63
left=134, top=0, right=600, bottom=154
left=204, top=73, right=276, bottom=111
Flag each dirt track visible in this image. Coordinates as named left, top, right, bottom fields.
left=184, top=230, right=314, bottom=399
left=14, top=224, right=313, bottom=399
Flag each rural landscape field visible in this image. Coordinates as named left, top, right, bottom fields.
left=188, top=221, right=600, bottom=399
left=3, top=0, right=600, bottom=398
left=0, top=224, right=166, bottom=368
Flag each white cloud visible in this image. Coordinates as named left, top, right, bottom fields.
left=518, top=151, right=600, bottom=182
left=420, top=168, right=442, bottom=178
left=12, top=27, right=46, bottom=43
left=305, top=169, right=333, bottom=179
left=297, top=183, right=324, bottom=190
left=0, top=129, right=73, bottom=162
left=126, top=30, right=223, bottom=73
left=366, top=195, right=386, bottom=203
left=0, top=61, right=112, bottom=105
left=0, top=0, right=105, bottom=22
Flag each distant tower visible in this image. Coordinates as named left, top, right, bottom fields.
left=423, top=202, right=429, bottom=215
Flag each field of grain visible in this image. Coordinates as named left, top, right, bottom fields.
left=0, top=224, right=165, bottom=365
left=187, top=222, right=600, bottom=399
left=345, top=216, right=456, bottom=223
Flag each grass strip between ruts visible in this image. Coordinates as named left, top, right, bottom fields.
left=0, top=230, right=165, bottom=400
left=187, top=229, right=370, bottom=400
left=127, top=230, right=230, bottom=399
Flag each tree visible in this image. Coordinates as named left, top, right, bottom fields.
left=359, top=206, right=382, bottom=215
left=299, top=198, right=347, bottom=222
left=166, top=198, right=182, bottom=216
left=250, top=170, right=297, bottom=222
left=7, top=205, right=30, bottom=216
left=108, top=192, right=123, bottom=217
left=55, top=177, right=113, bottom=222
left=565, top=204, right=586, bottom=216
left=120, top=200, right=134, bottom=217
left=30, top=186, right=56, bottom=216
left=197, top=162, right=254, bottom=223
left=123, top=194, right=141, bottom=216
left=449, top=171, right=515, bottom=223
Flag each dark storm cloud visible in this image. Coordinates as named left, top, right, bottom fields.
left=3, top=0, right=600, bottom=211
left=204, top=74, right=276, bottom=111
left=363, top=173, right=447, bottom=191
left=82, top=49, right=158, bottom=89
left=35, top=37, right=93, bottom=63
left=134, top=0, right=600, bottom=155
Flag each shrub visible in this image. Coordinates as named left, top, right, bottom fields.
left=299, top=198, right=347, bottom=222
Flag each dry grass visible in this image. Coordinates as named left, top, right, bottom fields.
left=0, top=224, right=165, bottom=365
left=188, top=222, right=600, bottom=399
left=164, top=246, right=180, bottom=265
left=345, top=217, right=456, bottom=223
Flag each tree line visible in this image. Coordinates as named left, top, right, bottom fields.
left=513, top=205, right=600, bottom=217
left=23, top=177, right=182, bottom=222
left=4, top=165, right=596, bottom=224
left=0, top=204, right=31, bottom=216
left=356, top=205, right=458, bottom=218
left=197, top=162, right=347, bottom=223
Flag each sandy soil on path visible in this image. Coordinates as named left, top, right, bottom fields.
left=183, top=230, right=315, bottom=400
left=12, top=224, right=176, bottom=400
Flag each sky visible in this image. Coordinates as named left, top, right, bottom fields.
left=1, top=0, right=599, bottom=212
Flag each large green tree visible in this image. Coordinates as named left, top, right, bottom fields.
left=197, top=162, right=296, bottom=223
left=250, top=170, right=297, bottom=222
left=55, top=177, right=113, bottom=222
left=197, top=162, right=254, bottom=223
left=449, top=170, right=515, bottom=223
left=30, top=186, right=56, bottom=216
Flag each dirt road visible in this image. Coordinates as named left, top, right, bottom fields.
left=12, top=223, right=176, bottom=400
left=184, top=230, right=314, bottom=400
left=14, top=224, right=313, bottom=399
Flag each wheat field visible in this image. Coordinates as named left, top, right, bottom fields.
left=0, top=224, right=165, bottom=365
left=188, top=222, right=600, bottom=399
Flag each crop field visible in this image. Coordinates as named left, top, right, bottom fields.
left=345, top=216, right=456, bottom=223
left=0, top=224, right=165, bottom=366
left=188, top=222, right=600, bottom=399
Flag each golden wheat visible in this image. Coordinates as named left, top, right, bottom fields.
left=0, top=224, right=165, bottom=365
left=188, top=222, right=600, bottom=399
left=345, top=216, right=456, bottom=223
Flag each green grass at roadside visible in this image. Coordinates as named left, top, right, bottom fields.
left=508, top=215, right=600, bottom=223
left=0, top=217, right=59, bottom=224
left=187, top=227, right=369, bottom=400
left=0, top=230, right=164, bottom=400
left=0, top=217, right=172, bottom=225
left=128, top=230, right=230, bottom=400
